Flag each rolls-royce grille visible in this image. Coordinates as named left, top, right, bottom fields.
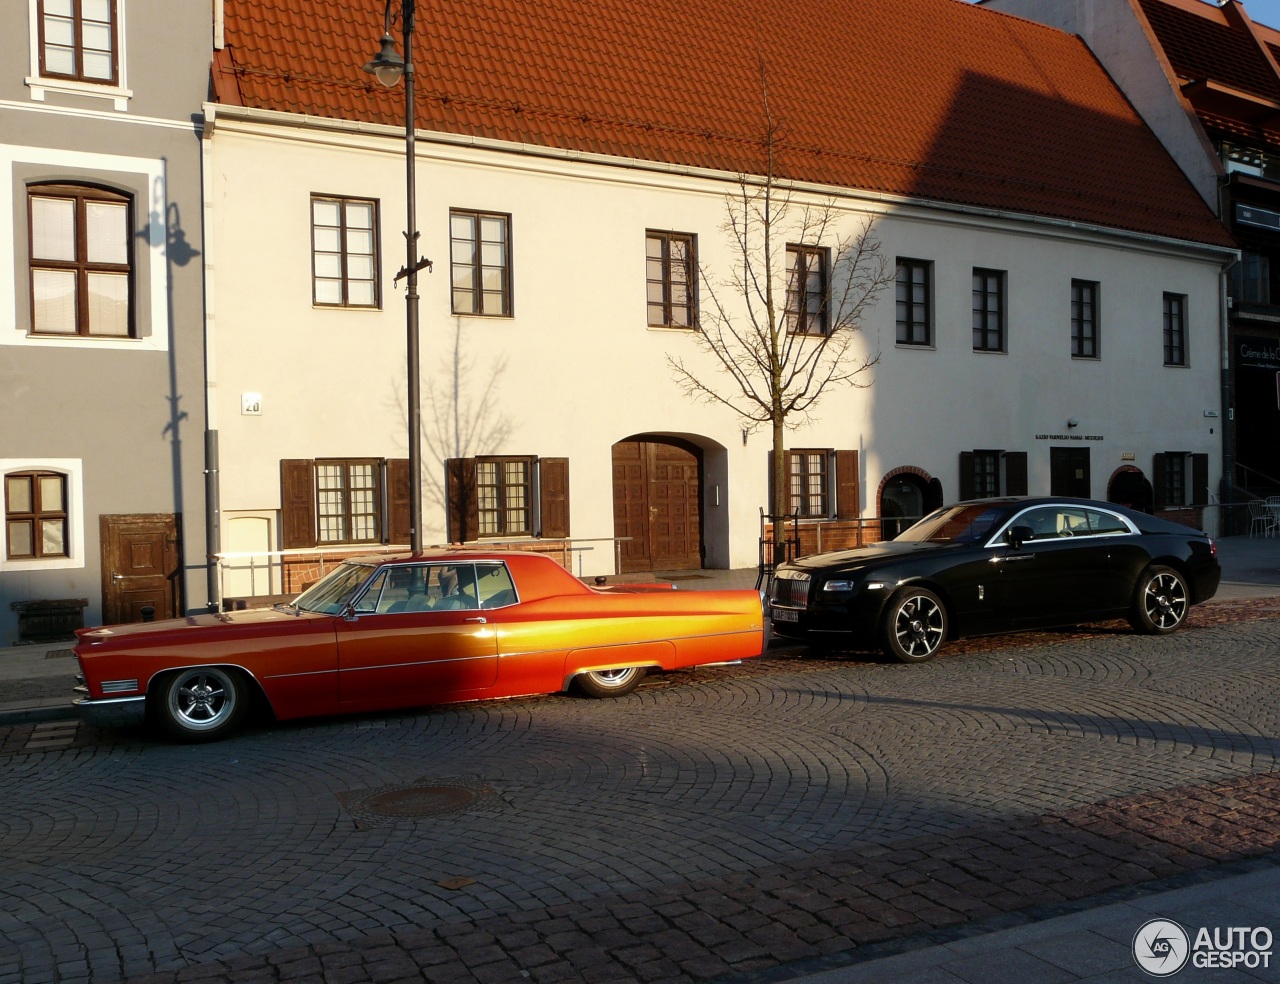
left=770, top=573, right=811, bottom=608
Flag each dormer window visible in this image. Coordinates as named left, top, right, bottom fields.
left=38, top=0, right=117, bottom=85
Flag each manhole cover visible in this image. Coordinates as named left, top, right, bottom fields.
left=367, top=785, right=475, bottom=817
left=338, top=778, right=499, bottom=825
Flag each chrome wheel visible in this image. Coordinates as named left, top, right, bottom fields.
left=159, top=667, right=245, bottom=741
left=882, top=588, right=947, bottom=663
left=1131, top=566, right=1188, bottom=635
left=573, top=666, right=645, bottom=698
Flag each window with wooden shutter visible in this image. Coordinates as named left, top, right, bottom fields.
left=960, top=450, right=1026, bottom=499
left=446, top=456, right=570, bottom=540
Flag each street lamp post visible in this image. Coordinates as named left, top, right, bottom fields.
left=365, top=0, right=430, bottom=553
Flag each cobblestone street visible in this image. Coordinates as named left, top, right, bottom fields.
left=2, top=602, right=1279, bottom=983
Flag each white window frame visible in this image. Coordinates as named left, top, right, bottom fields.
left=0, top=458, right=85, bottom=573
left=1, top=145, right=168, bottom=352
left=26, top=0, right=132, bottom=110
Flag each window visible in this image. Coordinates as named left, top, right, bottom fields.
left=38, top=0, right=117, bottom=84
left=959, top=450, right=1028, bottom=499
left=28, top=183, right=131, bottom=337
left=788, top=451, right=829, bottom=517
left=1229, top=252, right=1270, bottom=305
left=279, top=458, right=410, bottom=548
left=316, top=459, right=381, bottom=544
left=646, top=231, right=696, bottom=328
left=445, top=456, right=570, bottom=542
left=450, top=209, right=511, bottom=316
left=895, top=258, right=932, bottom=346
left=1153, top=452, right=1207, bottom=510
left=5, top=471, right=68, bottom=560
left=1163, top=293, right=1187, bottom=366
left=476, top=457, right=533, bottom=536
left=1071, top=280, right=1099, bottom=359
left=1, top=459, right=83, bottom=571
left=312, top=196, right=378, bottom=307
left=972, top=268, right=1005, bottom=352
left=785, top=245, right=828, bottom=335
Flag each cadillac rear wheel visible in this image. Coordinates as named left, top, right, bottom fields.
left=881, top=587, right=948, bottom=663
left=1129, top=565, right=1189, bottom=635
left=573, top=666, right=646, bottom=698
left=157, top=667, right=247, bottom=742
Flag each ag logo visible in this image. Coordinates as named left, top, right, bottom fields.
left=1133, top=918, right=1190, bottom=976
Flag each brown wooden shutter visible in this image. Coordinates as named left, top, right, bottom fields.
left=958, top=452, right=976, bottom=501
left=1191, top=453, right=1209, bottom=506
left=445, top=457, right=478, bottom=543
left=1152, top=453, right=1168, bottom=511
left=538, top=457, right=570, bottom=538
left=1004, top=452, right=1028, bottom=496
left=280, top=459, right=317, bottom=549
left=387, top=458, right=411, bottom=545
left=834, top=450, right=858, bottom=519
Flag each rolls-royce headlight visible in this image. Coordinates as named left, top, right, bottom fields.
left=822, top=580, right=857, bottom=593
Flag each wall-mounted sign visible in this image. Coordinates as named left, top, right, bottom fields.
left=1237, top=203, right=1280, bottom=231
left=1034, top=434, right=1104, bottom=441
left=1239, top=335, right=1280, bottom=370
left=241, top=393, right=263, bottom=416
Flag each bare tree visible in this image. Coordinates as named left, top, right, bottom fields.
left=668, top=69, right=893, bottom=562
left=420, top=321, right=514, bottom=519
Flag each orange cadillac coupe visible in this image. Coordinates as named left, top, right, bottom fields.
left=74, top=550, right=766, bottom=742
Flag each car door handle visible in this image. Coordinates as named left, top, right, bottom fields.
left=465, top=616, right=488, bottom=624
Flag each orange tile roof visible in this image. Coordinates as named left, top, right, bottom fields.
left=216, top=0, right=1232, bottom=248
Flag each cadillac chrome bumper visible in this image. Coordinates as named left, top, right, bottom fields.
left=74, top=694, right=147, bottom=728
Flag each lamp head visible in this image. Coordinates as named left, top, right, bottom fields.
left=363, top=32, right=405, bottom=87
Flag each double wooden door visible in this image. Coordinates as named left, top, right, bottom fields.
left=611, top=440, right=701, bottom=572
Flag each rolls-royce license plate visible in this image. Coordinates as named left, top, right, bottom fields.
left=771, top=608, right=799, bottom=623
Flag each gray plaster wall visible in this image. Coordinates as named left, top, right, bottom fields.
left=0, top=1, right=212, bottom=643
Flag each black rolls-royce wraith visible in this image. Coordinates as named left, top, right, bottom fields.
left=768, top=497, right=1221, bottom=662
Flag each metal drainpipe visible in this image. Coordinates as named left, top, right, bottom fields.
left=205, top=429, right=222, bottom=612
left=1217, top=174, right=1239, bottom=532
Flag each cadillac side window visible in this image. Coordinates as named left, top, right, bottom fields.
left=476, top=563, right=518, bottom=609
left=427, top=564, right=481, bottom=611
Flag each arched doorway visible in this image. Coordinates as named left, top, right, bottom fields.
left=878, top=469, right=943, bottom=539
left=611, top=437, right=702, bottom=572
left=1108, top=466, right=1153, bottom=513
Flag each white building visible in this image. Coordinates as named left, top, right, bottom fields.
left=201, top=0, right=1235, bottom=597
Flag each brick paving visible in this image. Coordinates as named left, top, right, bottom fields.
left=0, top=601, right=1278, bottom=984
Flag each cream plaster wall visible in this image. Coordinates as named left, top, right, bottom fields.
left=205, top=113, right=1227, bottom=574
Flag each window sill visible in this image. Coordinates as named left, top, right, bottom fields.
left=896, top=341, right=936, bottom=351
left=26, top=76, right=133, bottom=112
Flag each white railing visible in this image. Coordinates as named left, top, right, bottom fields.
left=214, top=537, right=630, bottom=608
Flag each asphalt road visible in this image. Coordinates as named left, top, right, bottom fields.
left=2, top=598, right=1279, bottom=983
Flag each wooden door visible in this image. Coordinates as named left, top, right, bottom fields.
left=611, top=440, right=701, bottom=573
left=1050, top=447, right=1091, bottom=498
left=101, top=514, right=181, bottom=625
